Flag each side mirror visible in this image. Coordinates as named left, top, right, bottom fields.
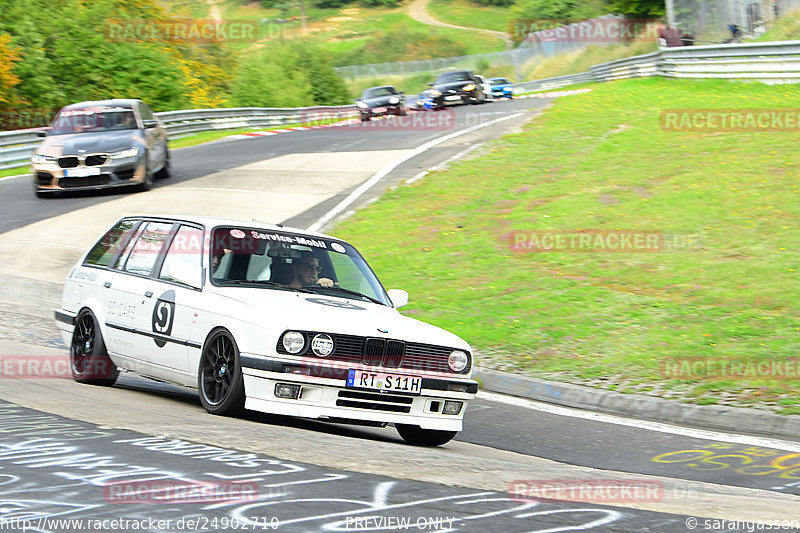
left=37, top=130, right=47, bottom=138
left=428, top=82, right=434, bottom=87
left=387, top=289, right=409, bottom=309
left=143, top=119, right=159, bottom=129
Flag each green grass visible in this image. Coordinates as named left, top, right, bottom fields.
left=427, top=0, right=511, bottom=33
left=217, top=2, right=505, bottom=57
left=331, top=77, right=800, bottom=413
left=0, top=166, right=29, bottom=178
left=754, top=7, right=800, bottom=41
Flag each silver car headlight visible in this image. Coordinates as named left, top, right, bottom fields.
left=282, top=331, right=305, bottom=354
left=429, top=90, right=441, bottom=97
left=109, top=147, right=140, bottom=160
left=31, top=154, right=56, bottom=164
left=357, top=101, right=368, bottom=109
left=448, top=350, right=469, bottom=372
left=389, top=96, right=400, bottom=104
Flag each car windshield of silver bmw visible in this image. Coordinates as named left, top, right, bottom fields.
left=209, top=227, right=391, bottom=306
left=49, top=107, right=137, bottom=135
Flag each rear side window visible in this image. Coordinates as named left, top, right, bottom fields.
left=122, top=222, right=174, bottom=276
left=84, top=220, right=138, bottom=267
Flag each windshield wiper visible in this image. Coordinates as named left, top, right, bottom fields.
left=217, top=280, right=314, bottom=293
left=301, top=285, right=385, bottom=305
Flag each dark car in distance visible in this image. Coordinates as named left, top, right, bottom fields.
left=423, top=70, right=487, bottom=109
left=355, top=86, right=408, bottom=122
left=31, top=99, right=170, bottom=197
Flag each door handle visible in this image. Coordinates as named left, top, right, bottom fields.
left=144, top=291, right=153, bottom=298
left=103, top=282, right=111, bottom=288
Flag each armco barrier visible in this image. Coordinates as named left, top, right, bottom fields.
left=3, top=40, right=800, bottom=170
left=0, top=105, right=359, bottom=170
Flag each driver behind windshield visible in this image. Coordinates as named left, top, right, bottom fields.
left=289, top=251, right=333, bottom=288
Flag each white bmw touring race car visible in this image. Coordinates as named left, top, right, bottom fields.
left=55, top=216, right=478, bottom=446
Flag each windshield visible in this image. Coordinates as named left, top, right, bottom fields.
left=49, top=106, right=137, bottom=135
left=436, top=72, right=471, bottom=84
left=209, top=227, right=391, bottom=306
left=363, top=87, right=395, bottom=99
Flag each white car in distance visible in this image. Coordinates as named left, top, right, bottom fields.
left=55, top=216, right=477, bottom=446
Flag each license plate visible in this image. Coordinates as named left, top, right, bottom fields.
left=64, top=167, right=101, bottom=177
left=445, top=95, right=461, bottom=101
left=347, top=369, right=422, bottom=395
left=372, top=107, right=387, bottom=113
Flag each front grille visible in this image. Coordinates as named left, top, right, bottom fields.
left=36, top=172, right=53, bottom=185
left=336, top=390, right=412, bottom=413
left=85, top=155, right=107, bottom=166
left=277, top=331, right=468, bottom=374
left=363, top=338, right=385, bottom=366
left=58, top=157, right=79, bottom=168
left=60, top=175, right=111, bottom=188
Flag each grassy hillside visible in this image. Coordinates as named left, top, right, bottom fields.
left=331, top=77, right=800, bottom=414
left=427, top=0, right=512, bottom=33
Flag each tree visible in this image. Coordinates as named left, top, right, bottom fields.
left=605, top=0, right=665, bottom=17
left=0, top=34, right=21, bottom=107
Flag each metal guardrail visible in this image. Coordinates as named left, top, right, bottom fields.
left=0, top=105, right=358, bottom=171
left=3, top=41, right=800, bottom=171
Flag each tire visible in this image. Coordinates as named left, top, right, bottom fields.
left=396, top=424, right=457, bottom=446
left=361, top=114, right=371, bottom=122
left=198, top=329, right=245, bottom=416
left=70, top=309, right=119, bottom=386
left=398, top=105, right=408, bottom=117
left=136, top=154, right=154, bottom=192
left=155, top=147, right=170, bottom=180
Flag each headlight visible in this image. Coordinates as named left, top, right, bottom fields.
left=282, top=331, right=305, bottom=354
left=31, top=154, right=56, bottom=164
left=357, top=101, right=368, bottom=108
left=109, top=147, right=140, bottom=160
left=448, top=350, right=469, bottom=372
left=429, top=90, right=441, bottom=97
left=388, top=96, right=400, bottom=104
left=311, top=333, right=334, bottom=357
left=462, top=83, right=476, bottom=92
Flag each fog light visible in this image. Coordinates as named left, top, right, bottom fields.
left=275, top=383, right=301, bottom=399
left=443, top=401, right=463, bottom=415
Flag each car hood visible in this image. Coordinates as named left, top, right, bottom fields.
left=36, top=130, right=144, bottom=157
left=215, top=287, right=471, bottom=350
left=433, top=80, right=474, bottom=92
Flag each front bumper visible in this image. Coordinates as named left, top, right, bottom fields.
left=33, top=157, right=145, bottom=193
left=241, top=354, right=478, bottom=431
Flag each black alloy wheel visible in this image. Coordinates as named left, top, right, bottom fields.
left=70, top=309, right=119, bottom=386
left=199, top=329, right=245, bottom=416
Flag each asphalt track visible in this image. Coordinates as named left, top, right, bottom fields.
left=1, top=97, right=799, bottom=532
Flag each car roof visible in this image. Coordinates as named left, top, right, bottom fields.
left=60, top=99, right=141, bottom=110
left=119, top=214, right=339, bottom=241
left=364, top=85, right=395, bottom=92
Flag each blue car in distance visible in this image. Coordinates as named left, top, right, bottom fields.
left=489, top=77, right=514, bottom=99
